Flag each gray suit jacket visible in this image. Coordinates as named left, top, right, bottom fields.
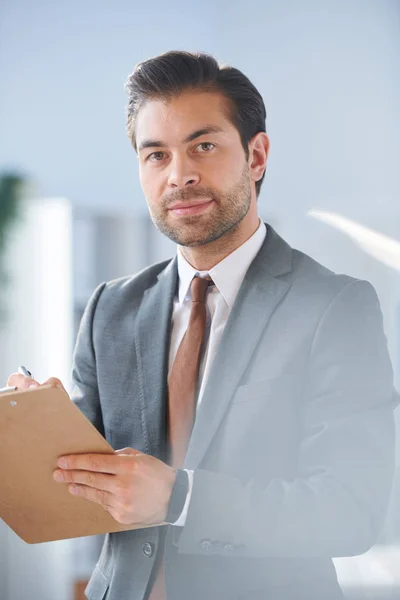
left=72, top=225, right=396, bottom=600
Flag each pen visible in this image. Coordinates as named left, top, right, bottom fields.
left=18, top=366, right=34, bottom=379
left=0, top=366, right=35, bottom=394
left=0, top=386, right=17, bottom=394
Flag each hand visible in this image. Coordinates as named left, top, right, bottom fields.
left=7, top=373, right=67, bottom=392
left=53, top=448, right=177, bottom=527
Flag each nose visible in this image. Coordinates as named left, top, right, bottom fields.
left=167, top=155, right=200, bottom=189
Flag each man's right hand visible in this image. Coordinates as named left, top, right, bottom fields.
left=7, top=373, right=66, bottom=393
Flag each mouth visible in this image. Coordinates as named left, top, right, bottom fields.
left=168, top=198, right=214, bottom=216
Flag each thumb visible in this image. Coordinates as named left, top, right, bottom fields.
left=42, top=377, right=66, bottom=392
left=115, top=447, right=142, bottom=456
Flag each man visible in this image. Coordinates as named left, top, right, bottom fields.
left=9, top=51, right=397, bottom=600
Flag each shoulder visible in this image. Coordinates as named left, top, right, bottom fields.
left=265, top=224, right=379, bottom=315
left=291, top=246, right=377, bottom=306
left=84, top=257, right=175, bottom=315
left=103, top=258, right=173, bottom=296
left=285, top=248, right=382, bottom=340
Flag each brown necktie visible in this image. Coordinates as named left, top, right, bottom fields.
left=168, top=275, right=211, bottom=468
left=147, top=275, right=212, bottom=600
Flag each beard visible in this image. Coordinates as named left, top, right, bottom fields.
left=147, top=164, right=252, bottom=247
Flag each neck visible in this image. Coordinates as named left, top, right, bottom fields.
left=180, top=216, right=260, bottom=271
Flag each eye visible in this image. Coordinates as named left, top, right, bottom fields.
left=147, top=151, right=165, bottom=162
left=195, top=142, right=215, bottom=153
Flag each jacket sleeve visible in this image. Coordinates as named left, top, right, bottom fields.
left=177, top=280, right=398, bottom=558
left=70, top=281, right=107, bottom=435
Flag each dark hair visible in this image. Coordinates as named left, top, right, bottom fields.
left=125, top=51, right=267, bottom=196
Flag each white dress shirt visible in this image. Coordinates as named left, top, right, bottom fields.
left=169, top=219, right=267, bottom=526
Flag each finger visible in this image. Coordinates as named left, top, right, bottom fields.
left=7, top=373, right=41, bottom=390
left=53, top=468, right=117, bottom=493
left=103, top=505, right=122, bottom=522
left=68, top=483, right=116, bottom=510
left=69, top=485, right=135, bottom=525
left=58, top=453, right=120, bottom=474
left=42, top=377, right=66, bottom=391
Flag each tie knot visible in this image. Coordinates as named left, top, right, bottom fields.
left=190, top=276, right=213, bottom=303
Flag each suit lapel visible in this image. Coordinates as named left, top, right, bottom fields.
left=184, top=225, right=293, bottom=469
left=134, top=258, right=177, bottom=459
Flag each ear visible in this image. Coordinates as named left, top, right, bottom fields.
left=248, top=132, right=270, bottom=185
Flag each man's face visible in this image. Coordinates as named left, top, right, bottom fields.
left=135, top=91, right=255, bottom=247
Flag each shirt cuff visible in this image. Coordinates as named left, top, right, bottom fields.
left=170, top=469, right=194, bottom=526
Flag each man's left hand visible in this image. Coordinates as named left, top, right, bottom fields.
left=53, top=448, right=177, bottom=526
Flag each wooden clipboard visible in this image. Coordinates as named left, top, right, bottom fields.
left=0, top=385, right=148, bottom=544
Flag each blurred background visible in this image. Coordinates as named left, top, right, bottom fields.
left=0, top=0, right=399, bottom=598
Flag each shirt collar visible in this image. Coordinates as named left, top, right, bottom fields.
left=177, top=219, right=267, bottom=307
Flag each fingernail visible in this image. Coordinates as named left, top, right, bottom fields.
left=29, top=383, right=39, bottom=388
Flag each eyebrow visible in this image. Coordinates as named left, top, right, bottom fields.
left=137, top=125, right=224, bottom=152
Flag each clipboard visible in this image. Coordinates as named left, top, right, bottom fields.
left=0, top=384, right=151, bottom=544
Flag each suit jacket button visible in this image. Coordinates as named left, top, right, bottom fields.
left=142, top=542, right=154, bottom=557
left=199, top=539, right=212, bottom=552
left=223, top=544, right=234, bottom=554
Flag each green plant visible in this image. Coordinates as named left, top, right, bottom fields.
left=0, top=173, right=24, bottom=322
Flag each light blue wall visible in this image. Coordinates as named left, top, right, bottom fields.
left=1, top=0, right=399, bottom=225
